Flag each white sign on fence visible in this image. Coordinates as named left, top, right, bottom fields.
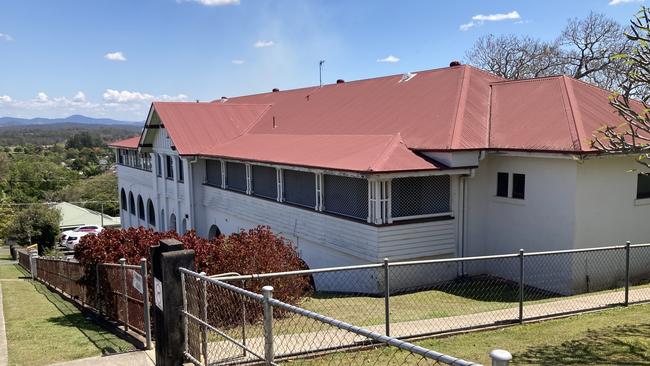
left=131, top=270, right=143, bottom=294
left=154, top=278, right=163, bottom=310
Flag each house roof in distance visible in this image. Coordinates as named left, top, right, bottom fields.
left=110, top=63, right=625, bottom=172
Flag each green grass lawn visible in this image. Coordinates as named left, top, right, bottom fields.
left=224, top=277, right=640, bottom=338
left=292, top=304, right=650, bottom=365
left=0, top=265, right=26, bottom=280
left=1, top=264, right=136, bottom=366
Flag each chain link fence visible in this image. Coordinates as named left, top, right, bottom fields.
left=181, top=268, right=482, bottom=366
left=212, top=243, right=650, bottom=341
left=23, top=255, right=152, bottom=348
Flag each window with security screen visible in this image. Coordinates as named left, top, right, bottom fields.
left=283, top=170, right=315, bottom=208
left=226, top=162, right=247, bottom=192
left=252, top=165, right=277, bottom=199
left=323, top=175, right=368, bottom=220
left=205, top=159, right=222, bottom=186
left=392, top=175, right=450, bottom=218
left=637, top=173, right=650, bottom=199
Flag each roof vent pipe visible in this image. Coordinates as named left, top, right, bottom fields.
left=272, top=88, right=280, bottom=92
left=449, top=61, right=462, bottom=67
left=336, top=79, right=345, bottom=84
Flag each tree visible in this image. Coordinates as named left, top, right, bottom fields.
left=466, top=12, right=632, bottom=93
left=65, top=131, right=104, bottom=149
left=466, top=35, right=564, bottom=79
left=54, top=172, right=119, bottom=216
left=592, top=8, right=650, bottom=166
left=7, top=204, right=61, bottom=253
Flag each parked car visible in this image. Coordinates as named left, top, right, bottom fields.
left=60, top=225, right=104, bottom=249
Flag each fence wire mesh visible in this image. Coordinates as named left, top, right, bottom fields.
left=181, top=269, right=481, bottom=366
left=213, top=243, right=650, bottom=344
left=17, top=249, right=32, bottom=271
left=32, top=257, right=151, bottom=339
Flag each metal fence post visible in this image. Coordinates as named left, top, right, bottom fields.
left=262, top=285, right=274, bottom=364
left=200, top=272, right=209, bottom=365
left=29, top=250, right=37, bottom=279
left=119, top=258, right=129, bottom=332
left=383, top=258, right=390, bottom=337
left=518, top=249, right=524, bottom=324
left=241, top=279, right=247, bottom=358
left=141, top=258, right=152, bottom=350
left=625, top=241, right=631, bottom=307
left=95, top=264, right=101, bottom=314
left=181, top=271, right=189, bottom=358
left=490, top=349, right=512, bottom=366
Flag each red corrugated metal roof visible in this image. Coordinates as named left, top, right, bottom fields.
left=203, top=133, right=444, bottom=172
left=109, top=136, right=139, bottom=149
left=110, top=64, right=627, bottom=172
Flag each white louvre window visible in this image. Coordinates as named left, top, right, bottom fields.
left=252, top=165, right=277, bottom=199
left=283, top=170, right=316, bottom=208
left=323, top=175, right=368, bottom=220
left=205, top=160, right=222, bottom=186
left=391, top=175, right=450, bottom=219
left=226, top=162, right=247, bottom=193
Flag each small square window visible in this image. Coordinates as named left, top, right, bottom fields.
left=512, top=173, right=525, bottom=200
left=637, top=173, right=650, bottom=199
left=496, top=172, right=509, bottom=197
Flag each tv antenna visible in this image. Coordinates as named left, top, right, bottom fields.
left=319, top=60, right=325, bottom=87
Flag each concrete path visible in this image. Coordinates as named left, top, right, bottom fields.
left=49, top=350, right=155, bottom=366
left=203, top=286, right=650, bottom=363
left=0, top=283, right=8, bottom=366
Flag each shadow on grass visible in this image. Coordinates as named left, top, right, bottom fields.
left=32, top=280, right=136, bottom=355
left=516, top=323, right=650, bottom=365
left=310, top=275, right=561, bottom=303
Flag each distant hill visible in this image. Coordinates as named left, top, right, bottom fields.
left=0, top=122, right=142, bottom=146
left=0, top=114, right=142, bottom=127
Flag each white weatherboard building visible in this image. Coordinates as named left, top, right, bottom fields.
left=111, top=64, right=650, bottom=293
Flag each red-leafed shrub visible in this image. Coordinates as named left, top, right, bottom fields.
left=75, top=225, right=311, bottom=326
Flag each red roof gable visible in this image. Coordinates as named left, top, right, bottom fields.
left=110, top=64, right=626, bottom=172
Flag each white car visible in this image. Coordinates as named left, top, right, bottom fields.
left=60, top=225, right=104, bottom=249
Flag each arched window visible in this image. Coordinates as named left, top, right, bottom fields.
left=169, top=213, right=177, bottom=232
left=147, top=199, right=156, bottom=227
left=137, top=195, right=145, bottom=220
left=208, top=225, right=221, bottom=239
left=181, top=218, right=187, bottom=234
left=128, top=192, right=135, bottom=215
left=120, top=189, right=127, bottom=211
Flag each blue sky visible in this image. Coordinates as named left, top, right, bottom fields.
left=0, top=0, right=645, bottom=121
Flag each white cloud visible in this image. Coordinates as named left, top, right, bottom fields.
left=104, top=51, right=127, bottom=61
left=460, top=10, right=521, bottom=31
left=609, top=0, right=643, bottom=5
left=0, top=90, right=189, bottom=120
left=36, top=92, right=50, bottom=103
left=254, top=40, right=274, bottom=48
left=0, top=33, right=13, bottom=42
left=377, top=55, right=400, bottom=63
left=103, top=89, right=153, bottom=103
left=231, top=59, right=245, bottom=64
left=103, top=89, right=188, bottom=103
left=179, top=0, right=240, bottom=5
left=73, top=91, right=86, bottom=102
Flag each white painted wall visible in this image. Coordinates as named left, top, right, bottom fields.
left=574, top=156, right=650, bottom=247
left=464, top=154, right=578, bottom=256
